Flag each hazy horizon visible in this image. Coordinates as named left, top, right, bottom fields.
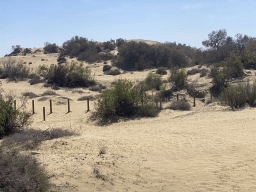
left=1, top=0, right=256, bottom=57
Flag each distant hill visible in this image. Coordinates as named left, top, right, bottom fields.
left=128, top=39, right=163, bottom=45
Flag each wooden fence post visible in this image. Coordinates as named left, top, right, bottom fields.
left=210, top=91, right=213, bottom=100
left=177, top=94, right=179, bottom=101
left=87, top=98, right=90, bottom=112
left=43, top=107, right=45, bottom=121
left=193, top=93, right=196, bottom=107
left=50, top=99, right=52, bottom=114
left=68, top=99, right=70, bottom=113
left=14, top=100, right=16, bottom=110
left=32, top=100, right=35, bottom=114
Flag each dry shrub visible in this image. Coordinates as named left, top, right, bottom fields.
left=28, top=78, right=43, bottom=85
left=106, top=69, right=121, bottom=76
left=38, top=97, right=48, bottom=101
left=22, top=92, right=39, bottom=99
left=0, top=58, right=29, bottom=81
left=0, top=147, right=51, bottom=191
left=170, top=99, right=191, bottom=110
left=98, top=147, right=106, bottom=156
left=2, top=127, right=78, bottom=150
left=72, top=89, right=85, bottom=94
left=89, top=85, right=102, bottom=92
left=93, top=167, right=106, bottom=181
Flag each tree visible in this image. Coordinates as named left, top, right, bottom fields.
left=202, top=29, right=227, bottom=50
left=43, top=42, right=58, bottom=53
left=235, top=33, right=249, bottom=52
left=245, top=38, right=256, bottom=52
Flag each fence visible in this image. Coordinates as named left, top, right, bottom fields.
left=12, top=92, right=214, bottom=121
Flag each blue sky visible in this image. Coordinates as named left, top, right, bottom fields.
left=1, top=0, right=256, bottom=57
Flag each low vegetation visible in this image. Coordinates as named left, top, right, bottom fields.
left=94, top=79, right=160, bottom=123
left=0, top=97, right=31, bottom=138
left=168, top=67, right=187, bottom=87
left=145, top=72, right=163, bottom=90
left=0, top=147, right=51, bottom=191
left=2, top=127, right=78, bottom=150
left=105, top=68, right=121, bottom=75
left=156, top=67, right=167, bottom=75
left=38, top=61, right=95, bottom=88
left=170, top=99, right=191, bottom=110
left=219, top=79, right=256, bottom=109
left=0, top=58, right=29, bottom=81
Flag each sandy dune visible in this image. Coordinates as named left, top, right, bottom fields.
left=1, top=44, right=256, bottom=191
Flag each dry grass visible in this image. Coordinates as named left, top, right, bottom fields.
left=98, top=147, right=107, bottom=156
left=41, top=90, right=58, bottom=96
left=72, top=89, right=85, bottom=94
left=2, top=127, right=78, bottom=150
left=38, top=97, right=48, bottom=101
left=0, top=147, right=51, bottom=191
left=22, top=92, right=39, bottom=99
left=93, top=167, right=107, bottom=181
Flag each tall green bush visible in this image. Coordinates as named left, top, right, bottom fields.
left=219, top=83, right=246, bottom=109
left=145, top=72, right=163, bottom=90
left=95, top=79, right=159, bottom=122
left=210, top=64, right=229, bottom=89
left=168, top=67, right=187, bottom=87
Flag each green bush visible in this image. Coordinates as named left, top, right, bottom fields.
left=145, top=72, right=163, bottom=90
left=168, top=67, right=187, bottom=87
left=244, top=80, right=256, bottom=106
left=0, top=97, right=31, bottom=138
left=241, top=49, right=256, bottom=69
left=43, top=42, right=58, bottom=54
left=156, top=67, right=167, bottom=75
left=38, top=61, right=95, bottom=88
left=95, top=79, right=159, bottom=122
left=210, top=64, right=229, bottom=90
left=102, top=40, right=115, bottom=51
left=219, top=80, right=256, bottom=108
left=219, top=82, right=246, bottom=109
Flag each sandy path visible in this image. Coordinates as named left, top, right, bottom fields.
left=30, top=105, right=256, bottom=191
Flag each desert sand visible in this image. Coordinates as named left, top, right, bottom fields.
left=1, top=43, right=256, bottom=192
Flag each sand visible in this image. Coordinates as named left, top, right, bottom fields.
left=1, top=44, right=256, bottom=191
